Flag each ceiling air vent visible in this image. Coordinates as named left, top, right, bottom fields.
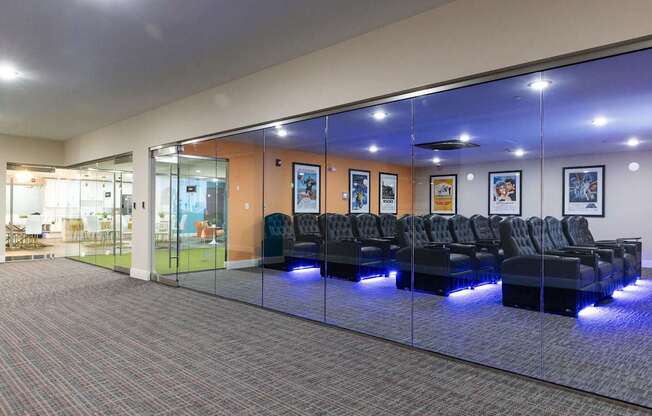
left=414, top=140, right=480, bottom=151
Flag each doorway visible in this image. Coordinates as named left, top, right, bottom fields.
left=152, top=145, right=228, bottom=286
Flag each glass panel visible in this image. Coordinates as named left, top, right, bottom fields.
left=114, top=171, right=133, bottom=272
left=324, top=100, right=413, bottom=343
left=153, top=149, right=179, bottom=282
left=412, top=73, right=544, bottom=377
left=541, top=48, right=652, bottom=407
left=177, top=141, right=219, bottom=293
left=263, top=118, right=326, bottom=321
left=4, top=166, right=81, bottom=259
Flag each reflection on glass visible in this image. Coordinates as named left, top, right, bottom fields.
left=541, top=49, right=652, bottom=406
left=263, top=118, right=326, bottom=321
left=324, top=100, right=413, bottom=343
left=411, top=73, right=543, bottom=377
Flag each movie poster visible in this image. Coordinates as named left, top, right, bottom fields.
left=563, top=165, right=604, bottom=217
left=379, top=172, right=398, bottom=214
left=293, top=163, right=320, bottom=213
left=349, top=169, right=370, bottom=213
left=488, top=171, right=522, bottom=216
left=430, top=175, right=457, bottom=215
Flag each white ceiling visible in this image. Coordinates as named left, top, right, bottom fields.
left=0, top=0, right=451, bottom=140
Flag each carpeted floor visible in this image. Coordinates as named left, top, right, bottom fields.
left=178, top=266, right=652, bottom=409
left=0, top=259, right=649, bottom=415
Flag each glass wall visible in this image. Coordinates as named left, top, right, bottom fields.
left=154, top=48, right=652, bottom=409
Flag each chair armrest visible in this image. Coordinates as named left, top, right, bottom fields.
left=447, top=243, right=476, bottom=257
left=297, top=234, right=322, bottom=244
left=548, top=249, right=599, bottom=269
left=594, top=242, right=624, bottom=257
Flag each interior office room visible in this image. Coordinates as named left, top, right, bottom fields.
left=2, top=0, right=652, bottom=415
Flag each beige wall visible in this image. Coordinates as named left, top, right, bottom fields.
left=415, top=150, right=652, bottom=265
left=61, top=0, right=652, bottom=276
left=0, top=134, right=65, bottom=262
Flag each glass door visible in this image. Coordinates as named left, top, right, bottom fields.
left=113, top=171, right=133, bottom=273
left=152, top=147, right=179, bottom=285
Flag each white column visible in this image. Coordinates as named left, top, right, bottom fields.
left=0, top=159, right=6, bottom=263
left=128, top=147, right=152, bottom=279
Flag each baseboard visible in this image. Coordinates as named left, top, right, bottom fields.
left=226, top=258, right=261, bottom=270
left=130, top=267, right=150, bottom=281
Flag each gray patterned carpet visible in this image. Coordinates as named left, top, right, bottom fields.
left=0, top=259, right=649, bottom=415
left=180, top=266, right=652, bottom=409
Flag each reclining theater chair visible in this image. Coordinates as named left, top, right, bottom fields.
left=529, top=216, right=616, bottom=299
left=470, top=214, right=504, bottom=262
left=264, top=213, right=321, bottom=271
left=319, top=213, right=385, bottom=281
left=395, top=215, right=475, bottom=295
left=352, top=213, right=399, bottom=269
left=448, top=215, right=500, bottom=283
left=425, top=214, right=495, bottom=287
left=562, top=216, right=640, bottom=285
left=489, top=215, right=503, bottom=241
left=500, top=217, right=600, bottom=316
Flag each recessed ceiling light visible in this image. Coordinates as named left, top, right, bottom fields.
left=432, top=157, right=441, bottom=164
left=273, top=123, right=283, bottom=130
left=277, top=128, right=288, bottom=137
left=195, top=170, right=201, bottom=173
left=627, top=137, right=640, bottom=147
left=459, top=133, right=471, bottom=142
left=514, top=148, right=525, bottom=157
left=528, top=80, right=551, bottom=91
left=592, top=117, right=608, bottom=127
left=0, top=64, right=20, bottom=82
left=368, top=145, right=379, bottom=153
left=372, top=111, right=388, bottom=121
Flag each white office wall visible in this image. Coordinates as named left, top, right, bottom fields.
left=61, top=0, right=652, bottom=277
left=415, top=150, right=652, bottom=264
left=0, top=134, right=65, bottom=262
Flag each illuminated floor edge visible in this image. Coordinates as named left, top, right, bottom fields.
left=178, top=265, right=652, bottom=408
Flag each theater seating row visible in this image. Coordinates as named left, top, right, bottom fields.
left=263, top=212, right=642, bottom=316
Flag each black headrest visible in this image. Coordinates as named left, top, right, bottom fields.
left=377, top=214, right=397, bottom=238
left=294, top=213, right=321, bottom=237
left=562, top=216, right=595, bottom=246
left=448, top=215, right=476, bottom=244
left=489, top=215, right=503, bottom=240
left=424, top=214, right=454, bottom=243
left=544, top=216, right=568, bottom=249
left=526, top=216, right=549, bottom=254
left=470, top=214, right=494, bottom=240
left=320, top=213, right=355, bottom=241
left=500, top=217, right=537, bottom=257
left=352, top=213, right=380, bottom=238
left=396, top=215, right=431, bottom=248
left=265, top=213, right=294, bottom=239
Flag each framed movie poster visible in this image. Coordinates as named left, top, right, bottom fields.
left=488, top=170, right=522, bottom=216
left=379, top=172, right=398, bottom=214
left=563, top=165, right=605, bottom=217
left=349, top=169, right=371, bottom=214
left=430, top=174, right=457, bottom=215
left=292, top=163, right=321, bottom=214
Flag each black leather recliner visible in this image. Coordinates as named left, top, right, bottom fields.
left=500, top=217, right=600, bottom=316
left=470, top=214, right=505, bottom=262
left=562, top=216, right=640, bottom=285
left=426, top=214, right=497, bottom=286
left=319, top=213, right=385, bottom=281
left=561, top=216, right=637, bottom=286
left=448, top=215, right=500, bottom=283
left=352, top=213, right=399, bottom=268
left=528, top=216, right=615, bottom=299
left=263, top=213, right=320, bottom=271
left=395, top=215, right=475, bottom=295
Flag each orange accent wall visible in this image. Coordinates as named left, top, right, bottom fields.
left=183, top=140, right=412, bottom=262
